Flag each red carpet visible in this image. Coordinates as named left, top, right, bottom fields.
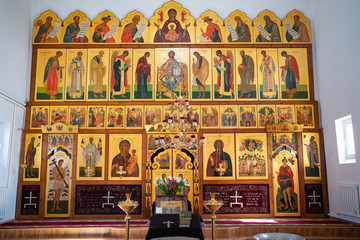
left=0, top=218, right=352, bottom=229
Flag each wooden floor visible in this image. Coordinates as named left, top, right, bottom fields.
left=1, top=219, right=360, bottom=239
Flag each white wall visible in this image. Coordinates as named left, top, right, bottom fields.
left=312, top=0, right=360, bottom=223
left=0, top=0, right=29, bottom=223
left=0, top=0, right=32, bottom=104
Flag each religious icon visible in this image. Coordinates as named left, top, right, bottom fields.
left=69, top=106, right=86, bottom=128
left=282, top=10, right=311, bottom=43
left=30, top=106, right=49, bottom=129
left=35, top=49, right=65, bottom=101
left=239, top=105, right=257, bottom=128
left=277, top=105, right=295, bottom=124
left=120, top=10, right=148, bottom=43
left=235, top=48, right=257, bottom=100
left=220, top=105, right=238, bottom=128
left=174, top=152, right=190, bottom=170
left=203, top=134, right=235, bottom=180
left=108, top=134, right=142, bottom=180
left=87, top=106, right=106, bottom=129
left=212, top=48, right=235, bottom=100
left=224, top=10, right=253, bottom=43
left=155, top=49, right=189, bottom=100
left=149, top=1, right=195, bottom=43
left=87, top=49, right=109, bottom=100
left=257, top=48, right=279, bottom=100
left=65, top=49, right=87, bottom=100
left=201, top=105, right=219, bottom=129
left=45, top=155, right=71, bottom=217
left=254, top=10, right=282, bottom=43
left=295, top=105, right=314, bottom=128
left=62, top=11, right=90, bottom=43
left=106, top=106, right=124, bottom=129
left=303, top=133, right=321, bottom=179
left=195, top=10, right=224, bottom=43
left=145, top=106, right=162, bottom=126
left=125, top=106, right=143, bottom=129
left=258, top=105, right=277, bottom=127
left=50, top=106, right=68, bottom=125
left=155, top=149, right=172, bottom=169
left=272, top=133, right=297, bottom=152
left=91, top=10, right=120, bottom=43
left=45, top=134, right=73, bottom=218
left=190, top=49, right=212, bottom=100
left=33, top=10, right=62, bottom=44
left=133, top=49, right=155, bottom=100
left=236, top=133, right=268, bottom=179
left=77, top=134, right=105, bottom=180
left=109, top=49, right=132, bottom=100
left=23, top=134, right=42, bottom=181
left=272, top=150, right=300, bottom=216
left=278, top=48, right=309, bottom=100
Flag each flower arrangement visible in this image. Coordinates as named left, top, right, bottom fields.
left=154, top=176, right=190, bottom=195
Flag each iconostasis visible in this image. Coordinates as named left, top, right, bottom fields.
left=18, top=1, right=326, bottom=220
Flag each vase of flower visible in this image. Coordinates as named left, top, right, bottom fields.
left=154, top=176, right=190, bottom=196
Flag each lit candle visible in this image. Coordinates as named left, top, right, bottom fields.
left=163, top=120, right=167, bottom=126
left=168, top=102, right=172, bottom=108
left=192, top=119, right=197, bottom=127
left=184, top=100, right=189, bottom=106
left=180, top=117, right=185, bottom=123
left=168, top=117, right=173, bottom=124
left=160, top=137, right=165, bottom=144
left=155, top=137, right=160, bottom=145
left=174, top=136, right=179, bottom=143
left=174, top=100, right=179, bottom=107
left=191, top=135, right=196, bottom=142
left=200, top=137, right=205, bottom=144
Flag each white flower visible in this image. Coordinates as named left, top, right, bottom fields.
left=174, top=177, right=181, bottom=183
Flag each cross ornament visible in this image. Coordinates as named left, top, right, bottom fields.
left=163, top=220, right=175, bottom=228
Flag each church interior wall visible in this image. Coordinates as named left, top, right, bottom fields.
left=0, top=0, right=359, bottom=223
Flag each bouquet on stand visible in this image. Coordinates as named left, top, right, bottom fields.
left=154, top=176, right=190, bottom=195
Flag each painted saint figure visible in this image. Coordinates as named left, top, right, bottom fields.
left=51, top=159, right=68, bottom=213
left=260, top=50, right=276, bottom=99
left=68, top=51, right=85, bottom=99
left=157, top=51, right=187, bottom=99
left=215, top=50, right=233, bottom=99
left=63, top=16, right=88, bottom=43
left=89, top=51, right=106, bottom=98
left=192, top=52, right=209, bottom=98
left=44, top=51, right=64, bottom=100
left=34, top=16, right=58, bottom=43
left=305, top=136, right=319, bottom=177
left=81, top=137, right=101, bottom=177
left=110, top=51, right=130, bottom=99
left=280, top=51, right=299, bottom=99
left=276, top=158, right=296, bottom=211
left=200, top=17, right=223, bottom=42
left=135, top=52, right=151, bottom=99
left=25, top=137, right=40, bottom=177
left=206, top=140, right=232, bottom=177
left=153, top=9, right=191, bottom=43
left=121, top=15, right=144, bottom=43
left=238, top=50, right=254, bottom=98
left=256, top=15, right=281, bottom=42
left=286, top=15, right=310, bottom=42
left=227, top=16, right=251, bottom=42
left=93, top=16, right=115, bottom=43
left=111, top=140, right=139, bottom=177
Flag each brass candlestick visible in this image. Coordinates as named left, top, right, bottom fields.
left=203, top=192, right=223, bottom=240
left=118, top=192, right=139, bottom=240
left=84, top=165, right=95, bottom=177
left=215, top=162, right=226, bottom=176
left=116, top=166, right=127, bottom=179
